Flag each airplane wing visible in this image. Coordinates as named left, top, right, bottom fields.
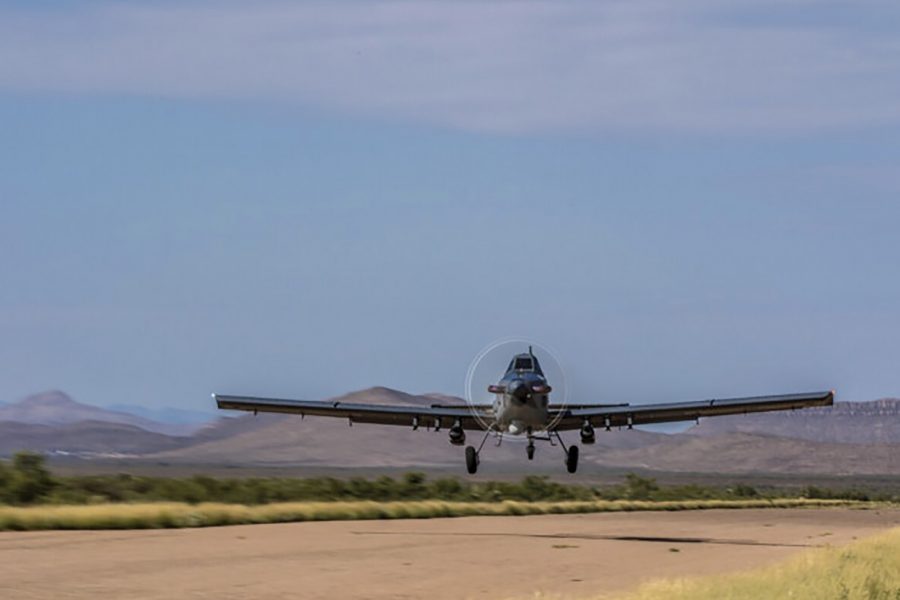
left=549, top=391, right=834, bottom=431
left=214, top=394, right=491, bottom=430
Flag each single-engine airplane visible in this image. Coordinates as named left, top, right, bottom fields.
left=214, top=347, right=834, bottom=474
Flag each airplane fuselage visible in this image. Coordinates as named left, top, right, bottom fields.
left=494, top=370, right=549, bottom=433
left=490, top=350, right=552, bottom=434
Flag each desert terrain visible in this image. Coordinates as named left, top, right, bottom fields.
left=2, top=507, right=898, bottom=600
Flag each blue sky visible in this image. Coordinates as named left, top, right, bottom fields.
left=2, top=1, right=900, bottom=411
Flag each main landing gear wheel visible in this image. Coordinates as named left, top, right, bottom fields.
left=565, top=445, right=579, bottom=474
left=465, top=446, right=479, bottom=474
left=526, top=442, right=535, bottom=460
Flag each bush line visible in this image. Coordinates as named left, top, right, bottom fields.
left=0, top=498, right=865, bottom=531
left=2, top=452, right=897, bottom=507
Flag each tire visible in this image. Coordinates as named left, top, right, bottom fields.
left=565, top=445, right=579, bottom=474
left=526, top=444, right=535, bottom=460
left=465, top=446, right=478, bottom=474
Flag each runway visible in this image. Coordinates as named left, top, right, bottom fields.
left=2, top=508, right=898, bottom=600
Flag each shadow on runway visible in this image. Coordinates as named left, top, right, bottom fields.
left=351, top=530, right=817, bottom=548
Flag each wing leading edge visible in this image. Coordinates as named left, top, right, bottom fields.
left=216, top=390, right=833, bottom=432
left=550, top=390, right=835, bottom=431
left=214, top=394, right=490, bottom=430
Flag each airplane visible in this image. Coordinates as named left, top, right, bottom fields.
left=214, top=346, right=834, bottom=474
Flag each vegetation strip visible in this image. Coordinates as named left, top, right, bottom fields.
left=0, top=498, right=866, bottom=531
left=3, top=452, right=895, bottom=506
left=609, top=525, right=900, bottom=600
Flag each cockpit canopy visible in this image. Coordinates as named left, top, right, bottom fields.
left=507, top=352, right=544, bottom=375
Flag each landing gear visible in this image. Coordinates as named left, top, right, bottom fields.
left=552, top=430, right=579, bottom=474
left=565, top=445, right=579, bottom=474
left=465, top=446, right=479, bottom=474
left=465, top=427, right=495, bottom=474
left=526, top=429, right=536, bottom=460
left=467, top=427, right=579, bottom=473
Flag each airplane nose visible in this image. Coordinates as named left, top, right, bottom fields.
left=510, top=379, right=530, bottom=401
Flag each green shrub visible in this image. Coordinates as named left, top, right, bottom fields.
left=7, top=452, right=55, bottom=504
left=623, top=473, right=660, bottom=500
left=731, top=483, right=759, bottom=498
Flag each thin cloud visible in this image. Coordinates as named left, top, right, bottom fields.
left=1, top=0, right=899, bottom=134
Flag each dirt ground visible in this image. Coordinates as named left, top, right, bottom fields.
left=2, top=508, right=898, bottom=600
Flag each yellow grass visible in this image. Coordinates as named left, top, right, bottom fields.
left=0, top=498, right=866, bottom=531
left=608, top=525, right=900, bottom=600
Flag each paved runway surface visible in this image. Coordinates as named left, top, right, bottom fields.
left=2, top=508, right=898, bottom=600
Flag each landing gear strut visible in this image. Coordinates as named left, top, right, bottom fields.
left=526, top=428, right=535, bottom=460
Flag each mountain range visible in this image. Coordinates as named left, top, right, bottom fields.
left=0, top=391, right=209, bottom=436
left=1, top=389, right=898, bottom=475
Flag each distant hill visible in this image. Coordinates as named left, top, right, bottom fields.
left=105, top=404, right=216, bottom=426
left=592, top=432, right=899, bottom=475
left=687, top=399, right=900, bottom=444
left=0, top=420, right=187, bottom=456
left=0, top=391, right=200, bottom=436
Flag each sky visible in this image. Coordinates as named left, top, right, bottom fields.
left=2, top=0, right=900, bottom=412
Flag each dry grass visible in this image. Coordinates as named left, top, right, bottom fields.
left=0, top=498, right=866, bottom=531
left=609, top=525, right=900, bottom=600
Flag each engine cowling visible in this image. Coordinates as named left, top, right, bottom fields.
left=509, top=379, right=530, bottom=402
